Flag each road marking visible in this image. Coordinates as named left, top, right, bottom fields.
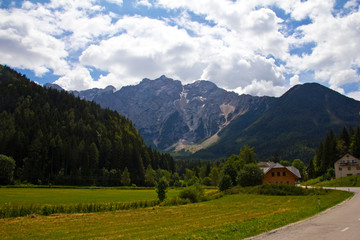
left=341, top=227, right=349, bottom=232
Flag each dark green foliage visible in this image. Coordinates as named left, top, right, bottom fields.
left=121, top=168, right=131, bottom=186
left=222, top=163, right=238, bottom=186
left=0, top=154, right=16, bottom=185
left=310, top=126, right=360, bottom=178
left=0, top=65, right=175, bottom=186
left=194, top=83, right=360, bottom=161
left=237, top=164, right=264, bottom=187
left=155, top=177, right=169, bottom=202
left=292, top=159, right=305, bottom=179
left=218, top=174, right=232, bottom=191
left=179, top=183, right=205, bottom=203
left=227, top=184, right=329, bottom=196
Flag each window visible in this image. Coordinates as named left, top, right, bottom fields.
left=272, top=172, right=275, bottom=177
left=357, top=165, right=360, bottom=170
left=339, top=167, right=342, bottom=171
left=348, top=167, right=351, bottom=171
left=283, top=172, right=286, bottom=176
left=277, top=172, right=280, bottom=176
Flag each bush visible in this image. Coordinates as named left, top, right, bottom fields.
left=202, top=177, right=212, bottom=186
left=237, top=163, right=264, bottom=187
left=218, top=174, right=233, bottom=191
left=0, top=154, right=16, bottom=185
left=179, top=183, right=205, bottom=203
left=243, top=184, right=329, bottom=196
left=156, top=177, right=169, bottom=202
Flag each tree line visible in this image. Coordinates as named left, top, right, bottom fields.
left=307, top=126, right=360, bottom=179
left=0, top=65, right=175, bottom=186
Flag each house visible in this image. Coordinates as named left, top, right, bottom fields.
left=260, top=163, right=301, bottom=186
left=258, top=162, right=275, bottom=168
left=334, top=154, right=360, bottom=179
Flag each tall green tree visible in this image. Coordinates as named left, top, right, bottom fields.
left=0, top=154, right=16, bottom=185
left=292, top=159, right=305, bottom=179
left=144, top=165, right=156, bottom=187
left=155, top=177, right=169, bottom=202
left=121, top=167, right=131, bottom=186
left=209, top=167, right=219, bottom=186
left=350, top=127, right=360, bottom=158
left=239, top=145, right=257, bottom=164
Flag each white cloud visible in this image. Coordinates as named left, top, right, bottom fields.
left=348, top=91, right=360, bottom=101
left=234, top=79, right=288, bottom=97
left=0, top=8, right=69, bottom=76
left=105, top=0, right=123, bottom=6
left=136, top=0, right=152, bottom=8
left=0, top=0, right=359, bottom=97
left=54, top=65, right=93, bottom=90
left=287, top=3, right=360, bottom=93
left=289, top=75, right=300, bottom=86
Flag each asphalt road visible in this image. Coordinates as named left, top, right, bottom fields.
left=246, top=187, right=360, bottom=240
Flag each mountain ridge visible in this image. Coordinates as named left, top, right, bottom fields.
left=46, top=77, right=360, bottom=161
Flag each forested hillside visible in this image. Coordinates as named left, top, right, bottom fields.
left=0, top=65, right=174, bottom=185
left=194, top=83, right=360, bottom=162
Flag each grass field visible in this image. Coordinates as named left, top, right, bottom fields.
left=302, top=175, right=360, bottom=187
left=0, top=187, right=180, bottom=205
left=0, top=189, right=352, bottom=239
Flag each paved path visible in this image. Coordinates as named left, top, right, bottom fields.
left=247, top=187, right=360, bottom=240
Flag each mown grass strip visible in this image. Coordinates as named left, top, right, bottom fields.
left=0, top=190, right=352, bottom=239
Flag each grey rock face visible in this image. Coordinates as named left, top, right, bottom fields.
left=89, top=76, right=273, bottom=151
left=47, top=76, right=272, bottom=151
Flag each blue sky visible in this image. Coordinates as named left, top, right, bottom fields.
left=0, top=0, right=360, bottom=100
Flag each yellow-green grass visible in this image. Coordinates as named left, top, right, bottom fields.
left=0, top=190, right=352, bottom=239
left=302, top=175, right=360, bottom=187
left=0, top=188, right=180, bottom=205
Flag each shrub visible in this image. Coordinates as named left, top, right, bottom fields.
left=237, top=163, right=264, bottom=187
left=179, top=183, right=205, bottom=203
left=0, top=154, right=16, bottom=185
left=218, top=174, right=232, bottom=192
left=156, top=177, right=169, bottom=202
left=245, top=184, right=328, bottom=196
left=202, top=177, right=212, bottom=186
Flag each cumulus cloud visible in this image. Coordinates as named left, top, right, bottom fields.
left=105, top=0, right=123, bottom=6
left=286, top=1, right=360, bottom=95
left=0, top=0, right=359, bottom=98
left=234, top=79, right=288, bottom=97
left=55, top=65, right=93, bottom=90
left=135, top=0, right=152, bottom=8
left=0, top=7, right=68, bottom=76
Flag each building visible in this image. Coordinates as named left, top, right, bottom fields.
left=260, top=163, right=301, bottom=186
left=334, top=154, right=360, bottom=179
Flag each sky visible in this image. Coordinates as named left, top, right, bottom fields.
left=0, top=0, right=360, bottom=100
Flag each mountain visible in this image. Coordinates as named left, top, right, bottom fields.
left=47, top=77, right=360, bottom=162
left=87, top=76, right=274, bottom=152
left=45, top=83, right=116, bottom=101
left=194, top=83, right=360, bottom=161
left=0, top=65, right=175, bottom=186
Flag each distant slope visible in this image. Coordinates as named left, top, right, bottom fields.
left=194, top=83, right=360, bottom=161
left=46, top=78, right=360, bottom=162
left=91, top=76, right=274, bottom=151
left=0, top=65, right=174, bottom=185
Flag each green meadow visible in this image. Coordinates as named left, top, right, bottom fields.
left=0, top=187, right=180, bottom=205
left=302, top=175, right=360, bottom=187
left=0, top=187, right=352, bottom=239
